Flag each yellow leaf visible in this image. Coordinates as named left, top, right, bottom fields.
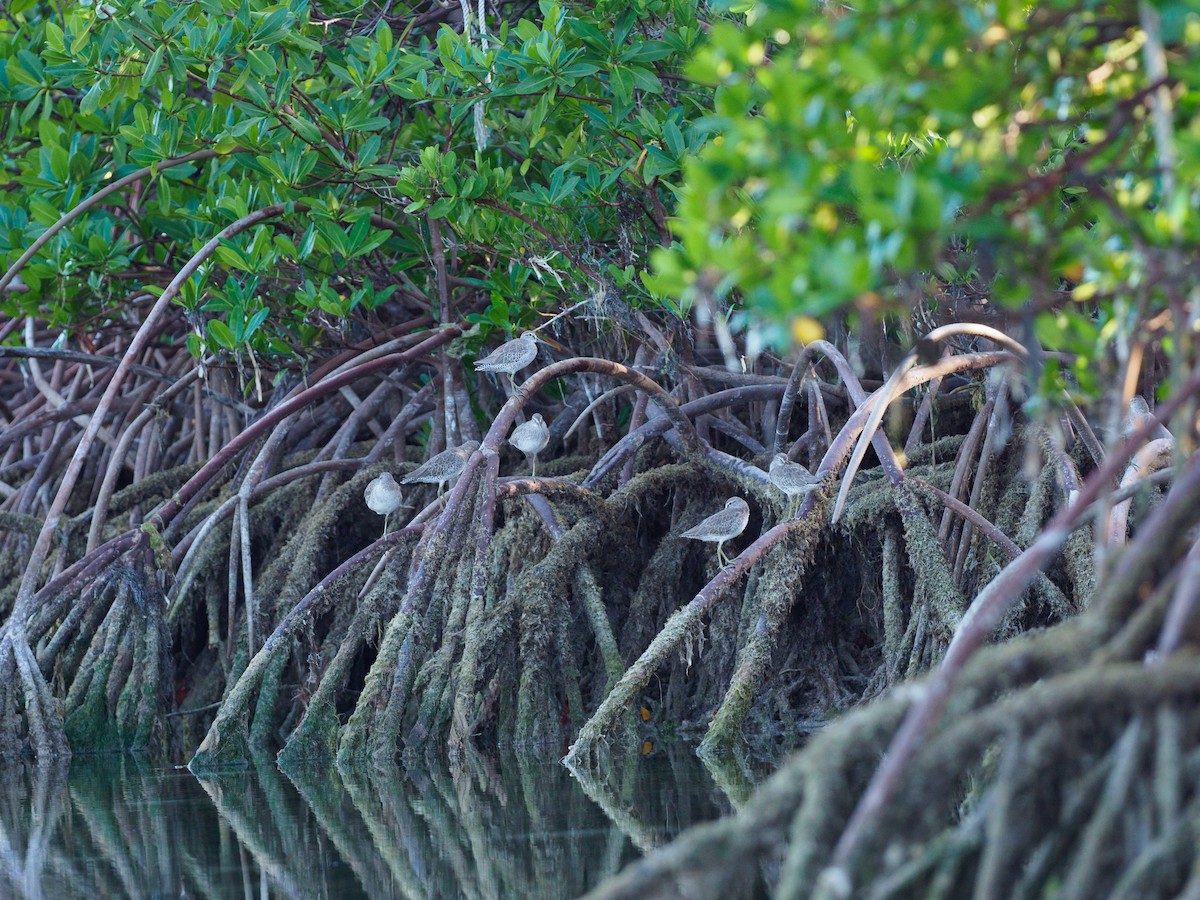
left=791, top=316, right=825, bottom=346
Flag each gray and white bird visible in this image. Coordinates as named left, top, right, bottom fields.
left=402, top=440, right=480, bottom=495
left=474, top=331, right=540, bottom=377
left=364, top=472, right=403, bottom=537
left=681, top=497, right=750, bottom=567
left=769, top=454, right=821, bottom=518
left=1123, top=395, right=1171, bottom=441
left=509, top=413, right=550, bottom=476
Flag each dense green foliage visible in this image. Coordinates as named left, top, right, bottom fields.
left=2, top=0, right=705, bottom=369
left=652, top=0, right=1198, bottom=400
left=5, top=0, right=1197, bottom=406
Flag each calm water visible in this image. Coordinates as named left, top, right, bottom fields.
left=0, top=745, right=768, bottom=899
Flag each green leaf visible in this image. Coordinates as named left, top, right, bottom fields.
left=662, top=120, right=685, bottom=158
left=297, top=225, right=317, bottom=258
left=79, top=81, right=104, bottom=116
left=628, top=66, right=662, bottom=94
left=247, top=49, right=277, bottom=79
left=375, top=19, right=393, bottom=54
left=207, top=319, right=237, bottom=349
left=609, top=67, right=633, bottom=107
left=286, top=115, right=323, bottom=144
left=214, top=242, right=254, bottom=271
left=45, top=22, right=64, bottom=52
left=243, top=308, right=269, bottom=339
left=141, top=45, right=165, bottom=90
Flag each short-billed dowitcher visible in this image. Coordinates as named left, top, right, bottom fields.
left=402, top=440, right=480, bottom=495
left=509, top=414, right=550, bottom=476
left=681, top=497, right=750, bottom=567
left=474, top=331, right=539, bottom=376
left=768, top=454, right=821, bottom=518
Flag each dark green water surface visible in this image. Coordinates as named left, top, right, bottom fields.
left=1, top=745, right=768, bottom=899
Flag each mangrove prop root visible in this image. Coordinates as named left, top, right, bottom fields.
left=189, top=527, right=419, bottom=770
left=699, top=507, right=825, bottom=757
left=589, top=603, right=1195, bottom=900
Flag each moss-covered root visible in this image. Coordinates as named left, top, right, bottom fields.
left=699, top=521, right=822, bottom=758
left=337, top=496, right=476, bottom=766
left=335, top=599, right=417, bottom=766
left=258, top=466, right=386, bottom=623
left=879, top=524, right=906, bottom=685
left=64, top=585, right=133, bottom=752
left=190, top=547, right=377, bottom=771
left=0, top=627, right=69, bottom=762
left=565, top=542, right=759, bottom=766
left=576, top=564, right=624, bottom=696
left=248, top=643, right=290, bottom=748
left=511, top=516, right=606, bottom=753
left=278, top=568, right=404, bottom=768
left=189, top=637, right=290, bottom=771
left=803, top=661, right=1200, bottom=899
left=896, top=483, right=965, bottom=642
left=579, top=699, right=883, bottom=900
left=113, top=573, right=172, bottom=754
left=584, top=624, right=1200, bottom=899
left=446, top=510, right=540, bottom=755
left=410, top=551, right=476, bottom=746
left=514, top=570, right=560, bottom=753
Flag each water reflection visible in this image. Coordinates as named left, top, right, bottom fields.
left=0, top=744, right=767, bottom=898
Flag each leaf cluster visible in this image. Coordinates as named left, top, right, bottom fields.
left=1, top=0, right=710, bottom=371
left=649, top=0, right=1200, bottom=399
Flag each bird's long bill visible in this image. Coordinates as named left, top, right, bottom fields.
left=532, top=331, right=565, bottom=351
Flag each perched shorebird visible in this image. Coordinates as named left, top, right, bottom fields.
left=769, top=454, right=821, bottom=518
left=681, top=497, right=750, bottom=567
left=474, top=331, right=540, bottom=380
left=364, top=472, right=403, bottom=536
left=1124, top=395, right=1171, bottom=441
left=402, top=440, right=480, bottom=495
left=509, top=413, right=550, bottom=476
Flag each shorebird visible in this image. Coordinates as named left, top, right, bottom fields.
left=769, top=454, right=821, bottom=518
left=402, top=440, right=480, bottom=495
left=681, top=497, right=750, bottom=567
left=1124, top=395, right=1171, bottom=441
left=509, top=413, right=549, bottom=476
left=364, top=472, right=403, bottom=536
left=474, top=331, right=540, bottom=381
